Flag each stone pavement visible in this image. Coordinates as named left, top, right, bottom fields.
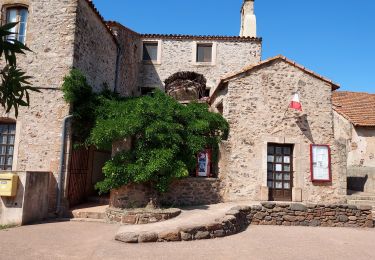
left=0, top=221, right=374, bottom=260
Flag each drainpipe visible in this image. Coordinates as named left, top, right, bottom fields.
left=56, top=114, right=74, bottom=215
left=114, top=45, right=121, bottom=94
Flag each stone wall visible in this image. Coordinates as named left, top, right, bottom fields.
left=138, top=37, right=261, bottom=91
left=211, top=59, right=347, bottom=203
left=109, top=23, right=142, bottom=97
left=110, top=178, right=223, bottom=209
left=334, top=112, right=375, bottom=193
left=116, top=202, right=374, bottom=243
left=73, top=0, right=118, bottom=92
left=0, top=0, right=78, bottom=211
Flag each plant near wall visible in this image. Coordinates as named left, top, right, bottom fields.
left=62, top=69, right=119, bottom=145
left=89, top=90, right=229, bottom=206
left=0, top=23, right=40, bottom=117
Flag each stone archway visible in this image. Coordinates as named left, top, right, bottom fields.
left=164, top=72, right=208, bottom=103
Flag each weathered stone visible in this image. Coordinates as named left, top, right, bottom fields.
left=213, top=230, right=226, bottom=237
left=310, top=220, right=321, bottom=227
left=283, top=215, right=296, bottom=222
left=115, top=232, right=139, bottom=243
left=254, top=212, right=267, bottom=220
left=290, top=204, right=307, bottom=212
left=348, top=216, right=357, bottom=221
left=206, top=223, right=223, bottom=231
left=252, top=205, right=262, bottom=211
left=195, top=231, right=211, bottom=240
left=158, top=230, right=181, bottom=242
left=138, top=232, right=158, bottom=243
left=180, top=232, right=192, bottom=241
left=338, top=215, right=349, bottom=222
left=262, top=202, right=276, bottom=209
left=226, top=210, right=240, bottom=217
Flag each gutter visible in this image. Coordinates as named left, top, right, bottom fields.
left=56, top=114, right=74, bottom=215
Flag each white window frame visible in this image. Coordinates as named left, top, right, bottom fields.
left=4, top=5, right=29, bottom=44
left=193, top=41, right=217, bottom=66
left=141, top=40, right=162, bottom=65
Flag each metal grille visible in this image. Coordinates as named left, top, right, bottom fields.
left=0, top=123, right=16, bottom=171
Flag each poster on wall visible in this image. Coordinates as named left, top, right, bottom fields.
left=310, top=145, right=331, bottom=182
left=196, top=150, right=211, bottom=177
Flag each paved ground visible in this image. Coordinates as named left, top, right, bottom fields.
left=0, top=221, right=374, bottom=260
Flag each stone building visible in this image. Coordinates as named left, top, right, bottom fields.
left=333, top=91, right=375, bottom=194
left=0, top=0, right=371, bottom=215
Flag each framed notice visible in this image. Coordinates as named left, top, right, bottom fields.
left=196, top=150, right=211, bottom=177
left=310, top=144, right=332, bottom=182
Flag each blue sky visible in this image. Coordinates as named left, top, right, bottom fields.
left=94, top=0, right=375, bottom=93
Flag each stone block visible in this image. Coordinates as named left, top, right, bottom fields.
left=292, top=188, right=303, bottom=202
left=261, top=202, right=276, bottom=209
left=158, top=230, right=181, bottom=242
left=138, top=232, right=158, bottom=243
left=195, top=231, right=211, bottom=240
left=260, top=186, right=269, bottom=201
left=290, top=203, right=307, bottom=212
left=115, top=232, right=139, bottom=243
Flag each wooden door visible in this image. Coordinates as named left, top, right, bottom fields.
left=267, top=144, right=293, bottom=201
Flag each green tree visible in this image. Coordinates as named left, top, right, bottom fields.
left=0, top=23, right=40, bottom=117
left=89, top=90, right=229, bottom=206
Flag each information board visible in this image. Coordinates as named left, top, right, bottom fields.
left=310, top=145, right=331, bottom=182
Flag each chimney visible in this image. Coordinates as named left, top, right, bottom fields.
left=240, top=0, right=257, bottom=37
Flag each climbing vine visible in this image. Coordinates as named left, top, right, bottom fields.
left=62, top=69, right=229, bottom=194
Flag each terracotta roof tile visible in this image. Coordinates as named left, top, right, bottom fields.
left=141, top=34, right=262, bottom=42
left=333, top=91, right=375, bottom=127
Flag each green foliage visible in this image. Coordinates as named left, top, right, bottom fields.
left=0, top=22, right=40, bottom=117
left=89, top=90, right=229, bottom=194
left=62, top=69, right=119, bottom=145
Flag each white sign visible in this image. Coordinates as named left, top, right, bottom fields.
left=311, top=145, right=331, bottom=182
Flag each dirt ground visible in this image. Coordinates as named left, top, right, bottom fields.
left=0, top=221, right=374, bottom=260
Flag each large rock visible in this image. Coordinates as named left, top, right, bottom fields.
left=115, top=232, right=139, bottom=243
left=138, top=232, right=158, bottom=243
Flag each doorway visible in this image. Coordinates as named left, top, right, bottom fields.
left=267, top=144, right=293, bottom=201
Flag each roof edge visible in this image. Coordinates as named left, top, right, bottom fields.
left=141, top=33, right=262, bottom=42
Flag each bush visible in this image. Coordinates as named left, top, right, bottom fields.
left=90, top=90, right=229, bottom=194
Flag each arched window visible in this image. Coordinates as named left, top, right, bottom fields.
left=5, top=6, right=28, bottom=44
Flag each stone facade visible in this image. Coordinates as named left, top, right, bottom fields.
left=210, top=58, right=347, bottom=203
left=0, top=0, right=121, bottom=212
left=73, top=0, right=118, bottom=92
left=110, top=178, right=222, bottom=208
left=334, top=112, right=375, bottom=193
left=108, top=22, right=142, bottom=97
left=138, top=37, right=261, bottom=91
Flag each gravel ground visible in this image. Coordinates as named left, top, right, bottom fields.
left=0, top=221, right=374, bottom=260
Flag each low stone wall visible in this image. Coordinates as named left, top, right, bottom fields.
left=106, top=208, right=181, bottom=225
left=110, top=178, right=222, bottom=209
left=249, top=202, right=373, bottom=228
left=116, top=202, right=374, bottom=243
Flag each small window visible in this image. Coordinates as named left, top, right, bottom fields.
left=5, top=6, right=28, bottom=44
left=0, top=123, right=16, bottom=171
left=143, top=42, right=158, bottom=61
left=196, top=43, right=212, bottom=63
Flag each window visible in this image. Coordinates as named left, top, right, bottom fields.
left=5, top=6, right=28, bottom=44
left=196, top=43, right=212, bottom=63
left=0, top=123, right=16, bottom=171
left=143, top=42, right=158, bottom=61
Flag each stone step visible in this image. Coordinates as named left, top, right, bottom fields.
left=67, top=204, right=108, bottom=220
left=347, top=200, right=375, bottom=207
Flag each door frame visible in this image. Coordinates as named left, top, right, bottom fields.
left=267, top=143, right=294, bottom=201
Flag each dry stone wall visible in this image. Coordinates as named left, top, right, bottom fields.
left=110, top=178, right=223, bottom=209
left=211, top=59, right=347, bottom=203
left=116, top=202, right=374, bottom=243
left=139, top=38, right=261, bottom=91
